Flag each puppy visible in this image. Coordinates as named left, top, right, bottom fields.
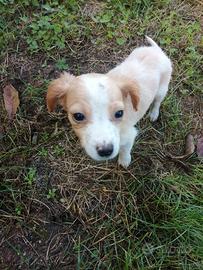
left=46, top=37, right=172, bottom=167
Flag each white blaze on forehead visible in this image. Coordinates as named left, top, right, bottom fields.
left=81, top=75, right=109, bottom=120
left=78, top=75, right=121, bottom=160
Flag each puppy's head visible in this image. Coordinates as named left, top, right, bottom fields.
left=46, top=72, right=139, bottom=161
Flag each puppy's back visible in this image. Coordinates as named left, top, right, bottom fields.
left=127, top=37, right=171, bottom=71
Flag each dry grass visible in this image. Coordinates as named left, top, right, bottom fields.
left=0, top=0, right=203, bottom=269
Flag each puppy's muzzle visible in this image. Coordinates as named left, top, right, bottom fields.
left=96, top=144, right=113, bottom=157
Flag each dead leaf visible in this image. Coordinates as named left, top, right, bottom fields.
left=197, top=137, right=203, bottom=157
left=3, top=84, right=20, bottom=120
left=184, top=134, right=195, bottom=156
left=169, top=134, right=195, bottom=159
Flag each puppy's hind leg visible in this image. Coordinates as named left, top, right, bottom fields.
left=149, top=71, right=171, bottom=122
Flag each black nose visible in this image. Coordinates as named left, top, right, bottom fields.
left=97, top=144, right=113, bottom=157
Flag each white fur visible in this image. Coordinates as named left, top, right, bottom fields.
left=108, top=37, right=172, bottom=166
left=47, top=37, right=172, bottom=167
left=81, top=37, right=172, bottom=166
left=79, top=75, right=120, bottom=161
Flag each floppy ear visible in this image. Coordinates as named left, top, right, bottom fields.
left=46, top=72, right=75, bottom=112
left=120, top=81, right=140, bottom=111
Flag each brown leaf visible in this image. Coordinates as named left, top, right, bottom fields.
left=169, top=134, right=195, bottom=159
left=184, top=134, right=195, bottom=156
left=3, top=84, right=20, bottom=120
left=197, top=137, right=203, bottom=157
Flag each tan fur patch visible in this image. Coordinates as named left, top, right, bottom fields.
left=46, top=72, right=75, bottom=112
left=108, top=74, right=140, bottom=111
left=121, top=81, right=140, bottom=111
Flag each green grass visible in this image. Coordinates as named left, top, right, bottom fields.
left=0, top=0, right=203, bottom=269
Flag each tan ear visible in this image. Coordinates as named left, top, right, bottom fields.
left=121, top=81, right=140, bottom=111
left=46, top=72, right=75, bottom=112
left=108, top=73, right=140, bottom=111
left=121, top=82, right=140, bottom=111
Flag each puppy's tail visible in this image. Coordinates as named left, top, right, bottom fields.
left=145, top=36, right=161, bottom=49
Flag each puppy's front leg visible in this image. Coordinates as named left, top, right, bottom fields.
left=118, top=127, right=138, bottom=168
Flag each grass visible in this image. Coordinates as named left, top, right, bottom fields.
left=0, top=0, right=203, bottom=269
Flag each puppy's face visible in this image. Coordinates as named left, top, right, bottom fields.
left=47, top=72, right=139, bottom=161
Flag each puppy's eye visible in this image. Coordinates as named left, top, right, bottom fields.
left=73, top=113, right=85, bottom=122
left=114, top=110, right=124, bottom=119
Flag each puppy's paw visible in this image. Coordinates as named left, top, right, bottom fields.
left=149, top=109, right=159, bottom=122
left=118, top=153, right=131, bottom=168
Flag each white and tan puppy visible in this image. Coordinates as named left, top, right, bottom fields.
left=46, top=37, right=172, bottom=167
